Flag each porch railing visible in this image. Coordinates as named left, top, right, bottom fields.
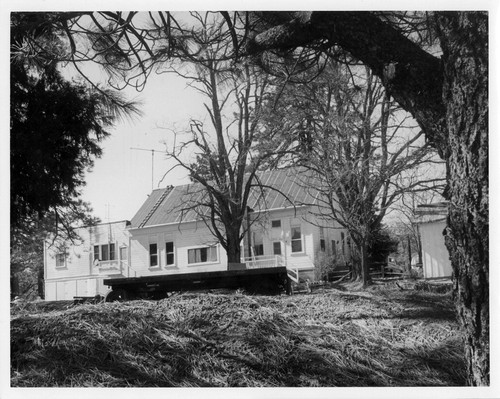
left=241, top=255, right=285, bottom=269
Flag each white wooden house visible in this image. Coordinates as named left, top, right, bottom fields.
left=415, top=202, right=453, bottom=279
left=44, top=168, right=350, bottom=300
left=44, top=220, right=133, bottom=301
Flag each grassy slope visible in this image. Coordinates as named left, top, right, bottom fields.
left=10, top=282, right=465, bottom=387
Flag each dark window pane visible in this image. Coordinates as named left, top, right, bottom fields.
left=200, top=247, right=207, bottom=262
left=273, top=242, right=281, bottom=255
left=291, top=240, right=302, bottom=253
left=167, top=253, right=174, bottom=265
left=291, top=227, right=301, bottom=239
left=101, top=245, right=109, bottom=261
left=254, top=244, right=264, bottom=256
left=150, top=243, right=158, bottom=266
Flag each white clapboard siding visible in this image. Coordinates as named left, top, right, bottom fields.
left=44, top=221, right=130, bottom=300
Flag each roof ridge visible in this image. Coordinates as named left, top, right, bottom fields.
left=138, top=186, right=173, bottom=228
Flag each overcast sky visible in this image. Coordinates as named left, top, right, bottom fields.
left=79, top=68, right=209, bottom=223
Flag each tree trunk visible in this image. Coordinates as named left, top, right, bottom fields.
left=248, top=11, right=489, bottom=385
left=406, top=235, right=412, bottom=274
left=436, top=12, right=489, bottom=386
left=226, top=233, right=242, bottom=264
left=360, top=241, right=371, bottom=288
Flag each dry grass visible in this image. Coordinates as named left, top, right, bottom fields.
left=10, top=281, right=465, bottom=387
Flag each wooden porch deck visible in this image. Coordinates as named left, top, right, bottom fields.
left=103, top=266, right=291, bottom=301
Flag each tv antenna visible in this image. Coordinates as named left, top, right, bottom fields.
left=130, top=147, right=168, bottom=191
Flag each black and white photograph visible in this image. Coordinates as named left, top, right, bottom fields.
left=3, top=3, right=496, bottom=398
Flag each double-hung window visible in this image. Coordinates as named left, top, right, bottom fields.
left=273, top=242, right=282, bottom=255
left=165, top=242, right=175, bottom=265
left=291, top=226, right=303, bottom=253
left=150, top=243, right=158, bottom=267
left=55, top=253, right=66, bottom=268
left=253, top=233, right=264, bottom=256
left=187, top=246, right=217, bottom=264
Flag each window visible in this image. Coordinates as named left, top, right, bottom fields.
left=150, top=243, right=158, bottom=267
left=331, top=240, right=337, bottom=257
left=273, top=242, right=282, bottom=255
left=165, top=242, right=175, bottom=265
left=254, top=244, right=264, bottom=256
left=101, top=244, right=109, bottom=261
left=55, top=253, right=65, bottom=267
left=319, top=227, right=326, bottom=251
left=188, top=246, right=217, bottom=264
left=109, top=243, right=116, bottom=260
left=271, top=220, right=281, bottom=228
left=291, top=226, right=303, bottom=253
left=94, top=244, right=116, bottom=261
left=119, top=246, right=128, bottom=261
left=253, top=232, right=264, bottom=256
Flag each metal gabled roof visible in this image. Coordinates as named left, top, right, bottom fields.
left=129, top=167, right=318, bottom=229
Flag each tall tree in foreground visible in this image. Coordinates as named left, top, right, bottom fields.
left=11, top=12, right=139, bottom=231
left=10, top=12, right=138, bottom=298
left=245, top=10, right=488, bottom=386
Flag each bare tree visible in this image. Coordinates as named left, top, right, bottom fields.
left=158, top=14, right=282, bottom=264
left=261, top=62, right=445, bottom=286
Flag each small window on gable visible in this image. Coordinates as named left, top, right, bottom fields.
left=271, top=220, right=281, bottom=228
left=166, top=242, right=175, bottom=265
left=55, top=253, right=66, bottom=268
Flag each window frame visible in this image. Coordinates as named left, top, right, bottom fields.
left=320, top=239, right=326, bottom=252
left=291, top=225, right=304, bottom=253
left=93, top=245, right=100, bottom=262
left=165, top=241, right=175, bottom=266
left=55, top=252, right=66, bottom=268
left=93, top=243, right=117, bottom=262
left=187, top=245, right=218, bottom=265
left=149, top=243, right=159, bottom=267
left=273, top=241, right=282, bottom=256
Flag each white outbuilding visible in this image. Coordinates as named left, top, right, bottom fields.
left=415, top=202, right=453, bottom=279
